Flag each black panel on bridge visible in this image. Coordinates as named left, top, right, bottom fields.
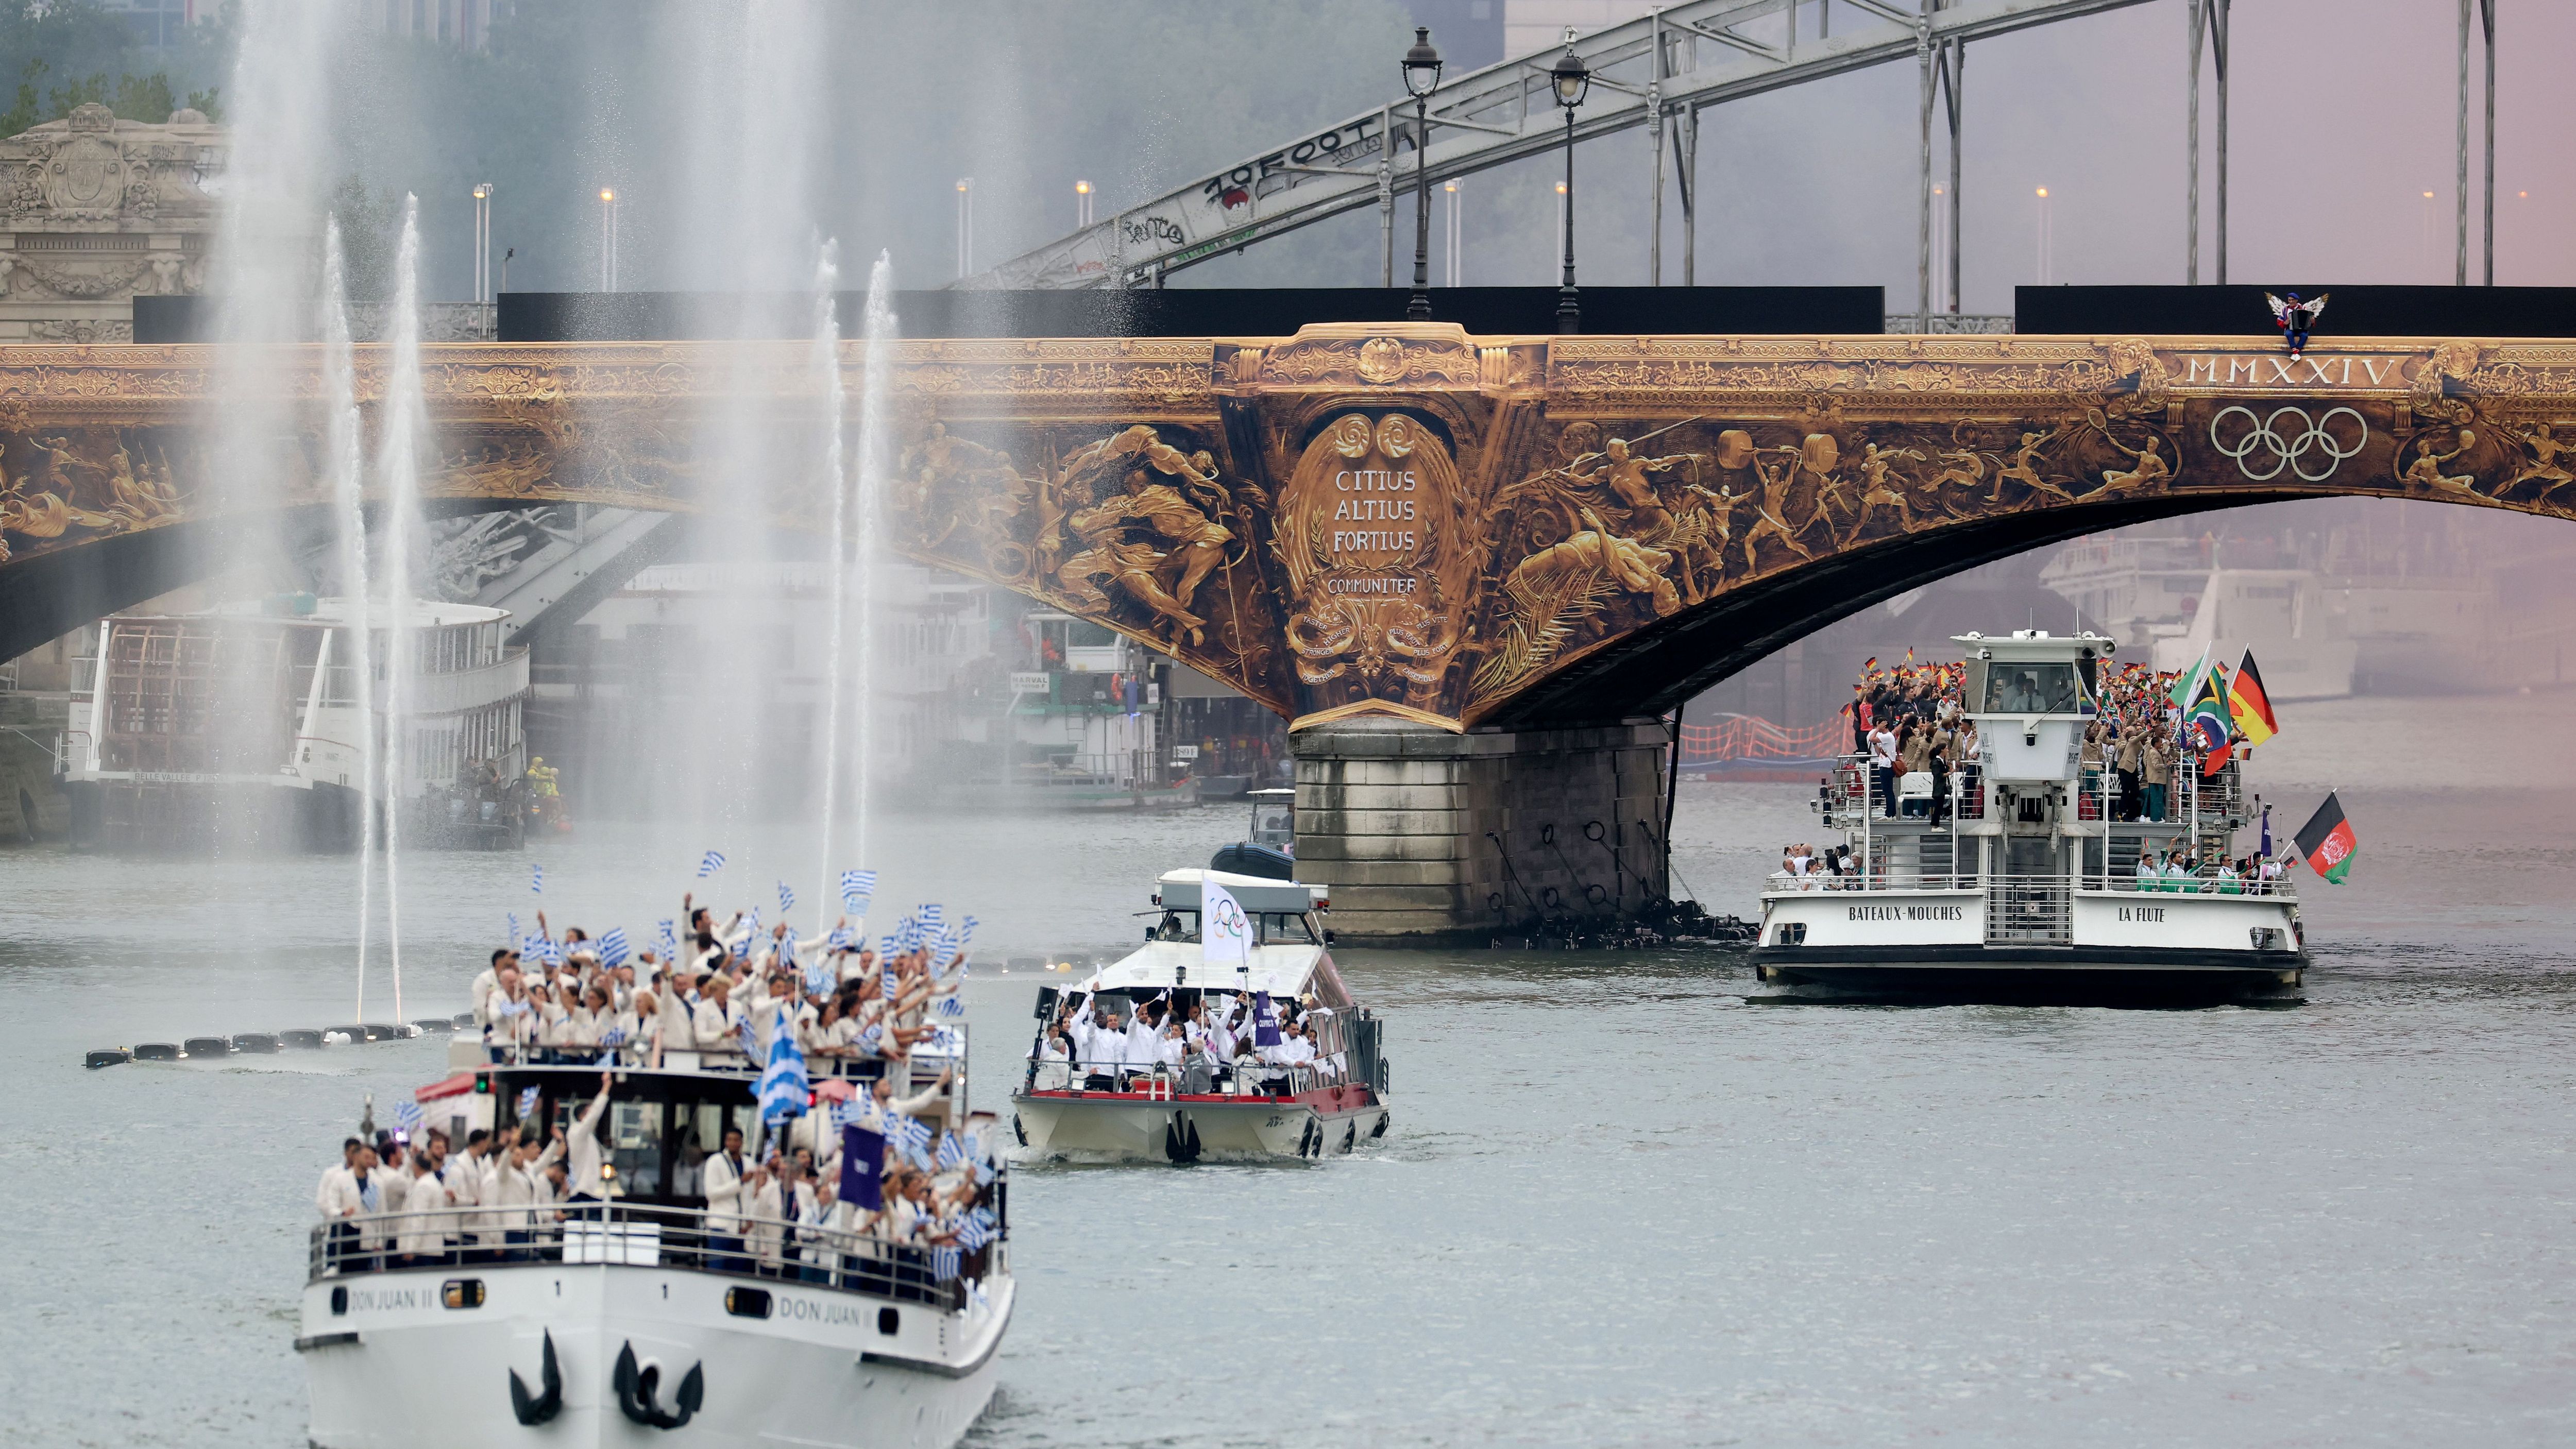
left=490, top=286, right=1885, bottom=343
left=2016, top=284, right=2576, bottom=339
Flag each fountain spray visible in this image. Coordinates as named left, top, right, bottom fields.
left=376, top=197, right=429, bottom=1021
left=322, top=219, right=378, bottom=1020
left=851, top=254, right=897, bottom=868
left=811, top=240, right=847, bottom=925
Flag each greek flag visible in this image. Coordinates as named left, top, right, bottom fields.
left=599, top=927, right=629, bottom=968
left=530, top=863, right=543, bottom=894
left=918, top=903, right=945, bottom=935
left=960, top=1132, right=985, bottom=1166
left=857, top=1022, right=884, bottom=1053
left=832, top=1099, right=874, bottom=1132
left=887, top=1112, right=931, bottom=1160
left=954, top=1217, right=993, bottom=1252
left=697, top=848, right=726, bottom=878
left=657, top=919, right=678, bottom=962
left=959, top=915, right=979, bottom=947
left=839, top=869, right=876, bottom=914
left=825, top=927, right=854, bottom=951
left=936, top=1131, right=963, bottom=1171
left=394, top=1099, right=424, bottom=1134
left=968, top=1205, right=996, bottom=1233
left=506, top=911, right=519, bottom=943
left=802, top=953, right=835, bottom=997
left=936, top=995, right=964, bottom=1018
left=735, top=1014, right=757, bottom=1058
left=517, top=1085, right=540, bottom=1118
left=601, top=1025, right=628, bottom=1048
left=537, top=937, right=563, bottom=967
left=931, top=926, right=962, bottom=971
left=928, top=1245, right=960, bottom=1281
left=777, top=881, right=795, bottom=914
left=777, top=926, right=799, bottom=963
left=880, top=964, right=899, bottom=1001
left=757, top=1008, right=810, bottom=1125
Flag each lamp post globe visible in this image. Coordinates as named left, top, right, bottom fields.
left=1550, top=37, right=1590, bottom=333
left=1402, top=27, right=1443, bottom=321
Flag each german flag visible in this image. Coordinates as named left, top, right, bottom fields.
left=2293, top=792, right=2358, bottom=884
left=2228, top=649, right=2281, bottom=746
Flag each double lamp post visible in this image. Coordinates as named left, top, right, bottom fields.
left=1401, top=27, right=1589, bottom=332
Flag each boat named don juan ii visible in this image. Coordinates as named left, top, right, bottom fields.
left=1011, top=868, right=1393, bottom=1162
left=300, top=1034, right=1010, bottom=1448
left=1752, top=630, right=2308, bottom=1005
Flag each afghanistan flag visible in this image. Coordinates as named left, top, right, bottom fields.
left=2293, top=792, right=2358, bottom=884
left=2227, top=649, right=2281, bottom=746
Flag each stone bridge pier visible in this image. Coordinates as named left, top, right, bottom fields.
left=1293, top=717, right=1672, bottom=946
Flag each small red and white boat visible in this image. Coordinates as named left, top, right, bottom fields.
left=1010, top=868, right=1392, bottom=1163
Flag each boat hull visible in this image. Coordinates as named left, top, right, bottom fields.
left=301, top=1263, right=1008, bottom=1449
left=1752, top=944, right=2306, bottom=1005
left=1012, top=1084, right=1387, bottom=1162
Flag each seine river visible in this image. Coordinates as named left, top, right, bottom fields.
left=6, top=694, right=2572, bottom=1446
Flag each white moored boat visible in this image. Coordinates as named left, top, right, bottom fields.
left=1011, top=868, right=1392, bottom=1162
left=1753, top=630, right=2307, bottom=1004
left=300, top=1043, right=1010, bottom=1449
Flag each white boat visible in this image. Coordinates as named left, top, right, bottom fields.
left=2147, top=568, right=2354, bottom=701
left=300, top=1046, right=1009, bottom=1448
left=1010, top=868, right=1393, bottom=1162
left=1753, top=630, right=2307, bottom=1004
left=65, top=595, right=533, bottom=849
left=2041, top=540, right=2354, bottom=701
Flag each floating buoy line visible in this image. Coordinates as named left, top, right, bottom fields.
left=86, top=1013, right=473, bottom=1069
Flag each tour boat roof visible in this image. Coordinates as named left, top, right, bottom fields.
left=1951, top=628, right=2116, bottom=664
left=1155, top=867, right=1326, bottom=914
left=1080, top=940, right=1354, bottom=1008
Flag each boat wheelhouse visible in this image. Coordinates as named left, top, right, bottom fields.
left=1752, top=630, right=2306, bottom=1004
left=1010, top=867, right=1391, bottom=1162
left=65, top=595, right=530, bottom=850
left=301, top=1042, right=1009, bottom=1449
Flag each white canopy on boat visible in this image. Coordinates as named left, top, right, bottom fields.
left=1153, top=867, right=1327, bottom=914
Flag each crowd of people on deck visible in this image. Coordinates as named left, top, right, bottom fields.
left=316, top=887, right=1002, bottom=1290
left=1845, top=655, right=2249, bottom=827
left=1030, top=988, right=1345, bottom=1096
left=468, top=891, right=962, bottom=1071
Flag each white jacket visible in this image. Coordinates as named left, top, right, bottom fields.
left=702, top=1149, right=751, bottom=1235
left=563, top=1086, right=613, bottom=1198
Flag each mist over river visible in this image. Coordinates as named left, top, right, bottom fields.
left=5, top=694, right=2572, bottom=1447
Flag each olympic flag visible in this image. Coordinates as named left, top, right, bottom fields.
left=1202, top=878, right=1251, bottom=974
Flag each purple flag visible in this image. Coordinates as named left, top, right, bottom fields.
left=1252, top=990, right=1282, bottom=1047
left=839, top=1124, right=885, bottom=1212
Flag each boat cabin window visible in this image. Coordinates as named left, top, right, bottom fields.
left=494, top=1070, right=756, bottom=1208
left=1144, top=908, right=1318, bottom=944
left=1981, top=661, right=2078, bottom=715
left=1251, top=804, right=1293, bottom=846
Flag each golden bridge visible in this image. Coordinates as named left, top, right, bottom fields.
left=4, top=325, right=2567, bottom=937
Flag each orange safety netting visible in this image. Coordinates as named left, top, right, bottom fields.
left=1679, top=713, right=1850, bottom=765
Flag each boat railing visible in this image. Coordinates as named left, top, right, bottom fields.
left=305, top=1201, right=998, bottom=1311
left=472, top=1038, right=962, bottom=1084
left=1763, top=872, right=1979, bottom=894
left=1020, top=1055, right=1335, bottom=1099
left=2098, top=870, right=2295, bottom=898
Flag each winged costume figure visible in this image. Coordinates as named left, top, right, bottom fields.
left=2265, top=291, right=2328, bottom=359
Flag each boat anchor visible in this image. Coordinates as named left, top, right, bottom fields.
left=507, top=1329, right=564, bottom=1425
left=614, top=1340, right=705, bottom=1429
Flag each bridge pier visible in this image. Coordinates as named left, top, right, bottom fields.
left=1291, top=717, right=1672, bottom=947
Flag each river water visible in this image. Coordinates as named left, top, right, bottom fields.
left=6, top=694, right=2573, bottom=1446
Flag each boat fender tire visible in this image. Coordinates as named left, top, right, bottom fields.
left=508, top=1329, right=564, bottom=1426
left=1370, top=1113, right=1389, bottom=1139
left=613, top=1340, right=704, bottom=1430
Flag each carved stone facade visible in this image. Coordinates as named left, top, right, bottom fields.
left=0, top=103, right=221, bottom=344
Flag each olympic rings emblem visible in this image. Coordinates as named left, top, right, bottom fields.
left=2208, top=404, right=2369, bottom=483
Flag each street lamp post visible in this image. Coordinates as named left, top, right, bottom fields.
left=470, top=182, right=494, bottom=303
left=1402, top=26, right=1442, bottom=321
left=598, top=188, right=617, bottom=292
left=1444, top=178, right=1463, bottom=287
left=1075, top=178, right=1094, bottom=228
left=956, top=178, right=974, bottom=280
left=1550, top=36, right=1591, bottom=334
